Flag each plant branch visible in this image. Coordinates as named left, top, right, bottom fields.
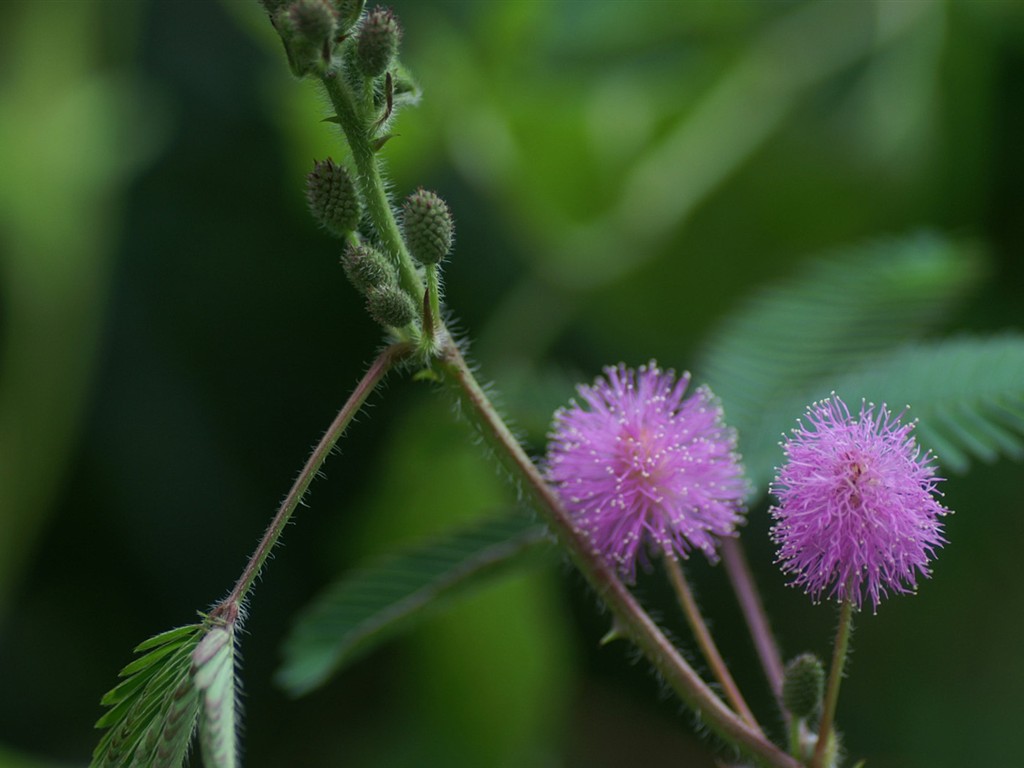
left=665, top=556, right=761, bottom=733
left=213, top=342, right=413, bottom=623
left=438, top=339, right=800, bottom=768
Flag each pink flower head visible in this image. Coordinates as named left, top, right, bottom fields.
left=770, top=396, right=950, bottom=612
left=546, top=362, right=749, bottom=583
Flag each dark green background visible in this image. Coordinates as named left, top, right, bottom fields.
left=1, top=1, right=1022, bottom=766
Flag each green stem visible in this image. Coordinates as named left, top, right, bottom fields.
left=320, top=69, right=422, bottom=303
left=213, top=342, right=413, bottom=624
left=438, top=340, right=799, bottom=768
left=664, top=556, right=761, bottom=733
left=788, top=717, right=802, bottom=759
left=812, top=599, right=854, bottom=768
left=426, top=264, right=441, bottom=338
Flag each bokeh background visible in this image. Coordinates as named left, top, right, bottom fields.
left=1, top=1, right=1022, bottom=766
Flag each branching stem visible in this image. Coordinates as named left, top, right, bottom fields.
left=438, top=340, right=800, bottom=768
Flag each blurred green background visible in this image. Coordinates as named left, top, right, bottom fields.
left=1, top=1, right=1022, bottom=766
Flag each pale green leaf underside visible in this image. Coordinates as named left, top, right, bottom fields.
left=278, top=514, right=550, bottom=696
left=739, top=336, right=1024, bottom=490
left=91, top=624, right=202, bottom=768
left=697, top=232, right=984, bottom=443
left=193, top=626, right=238, bottom=768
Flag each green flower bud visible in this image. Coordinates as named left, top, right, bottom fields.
left=365, top=284, right=416, bottom=328
left=783, top=653, right=825, bottom=720
left=275, top=0, right=338, bottom=78
left=333, top=0, right=365, bottom=36
left=402, top=188, right=454, bottom=266
left=355, top=6, right=401, bottom=79
left=307, top=158, right=361, bottom=237
left=341, top=243, right=397, bottom=294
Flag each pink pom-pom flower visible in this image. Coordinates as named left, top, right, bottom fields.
left=770, top=396, right=950, bottom=612
left=546, top=362, right=749, bottom=583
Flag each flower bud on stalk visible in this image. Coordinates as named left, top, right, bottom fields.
left=782, top=653, right=825, bottom=719
left=275, top=0, right=339, bottom=77
left=355, top=7, right=401, bottom=78
left=306, top=158, right=361, bottom=237
left=340, top=243, right=396, bottom=294
left=402, top=189, right=454, bottom=266
left=365, top=284, right=416, bottom=328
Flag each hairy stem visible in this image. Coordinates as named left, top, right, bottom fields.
left=665, top=556, right=761, bottom=732
left=319, top=69, right=422, bottom=303
left=439, top=340, right=799, bottom=768
left=721, top=538, right=786, bottom=709
left=812, top=598, right=854, bottom=768
left=213, top=342, right=413, bottom=623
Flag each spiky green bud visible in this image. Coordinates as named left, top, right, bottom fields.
left=402, top=188, right=454, bottom=266
left=366, top=284, right=416, bottom=328
left=274, top=0, right=338, bottom=78
left=341, top=243, right=396, bottom=293
left=355, top=7, right=401, bottom=78
left=307, top=158, right=361, bottom=237
left=333, top=0, right=365, bottom=35
left=783, top=653, right=825, bottom=719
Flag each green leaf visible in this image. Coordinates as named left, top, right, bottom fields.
left=91, top=624, right=203, bottom=768
left=697, top=233, right=984, bottom=437
left=740, top=336, right=1024, bottom=488
left=193, top=626, right=239, bottom=768
left=827, top=336, right=1024, bottom=474
left=277, top=513, right=551, bottom=696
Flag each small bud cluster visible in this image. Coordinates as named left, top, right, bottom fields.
left=402, top=189, right=454, bottom=266
left=782, top=653, right=825, bottom=719
left=306, top=158, right=361, bottom=237
left=341, top=244, right=415, bottom=328
left=355, top=7, right=401, bottom=79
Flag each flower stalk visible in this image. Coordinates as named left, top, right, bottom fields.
left=212, top=342, right=413, bottom=624
left=812, top=598, right=854, bottom=768
left=664, top=556, right=761, bottom=732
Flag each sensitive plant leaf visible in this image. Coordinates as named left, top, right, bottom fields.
left=740, top=335, right=1024, bottom=488
left=278, top=514, right=551, bottom=696
left=193, top=626, right=239, bottom=768
left=91, top=624, right=203, bottom=768
left=825, top=336, right=1024, bottom=474
left=697, top=233, right=985, bottom=447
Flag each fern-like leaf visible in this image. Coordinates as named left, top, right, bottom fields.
left=278, top=514, right=550, bottom=696
left=739, top=336, right=1024, bottom=488
left=193, top=626, right=239, bottom=768
left=91, top=624, right=203, bottom=768
left=697, top=233, right=984, bottom=441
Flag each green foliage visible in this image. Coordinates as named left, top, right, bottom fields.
left=91, top=625, right=202, bottom=768
left=93, top=621, right=241, bottom=768
left=193, top=626, right=239, bottom=768
left=827, top=336, right=1024, bottom=474
left=695, top=233, right=988, bottom=491
left=278, top=513, right=550, bottom=696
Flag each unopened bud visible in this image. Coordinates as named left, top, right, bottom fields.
left=355, top=7, right=401, bottom=78
left=366, top=284, right=416, bottom=328
left=275, top=0, right=338, bottom=78
left=341, top=243, right=396, bottom=293
left=307, top=158, right=361, bottom=237
left=402, top=188, right=453, bottom=266
left=783, top=653, right=825, bottom=720
left=333, top=0, right=365, bottom=35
